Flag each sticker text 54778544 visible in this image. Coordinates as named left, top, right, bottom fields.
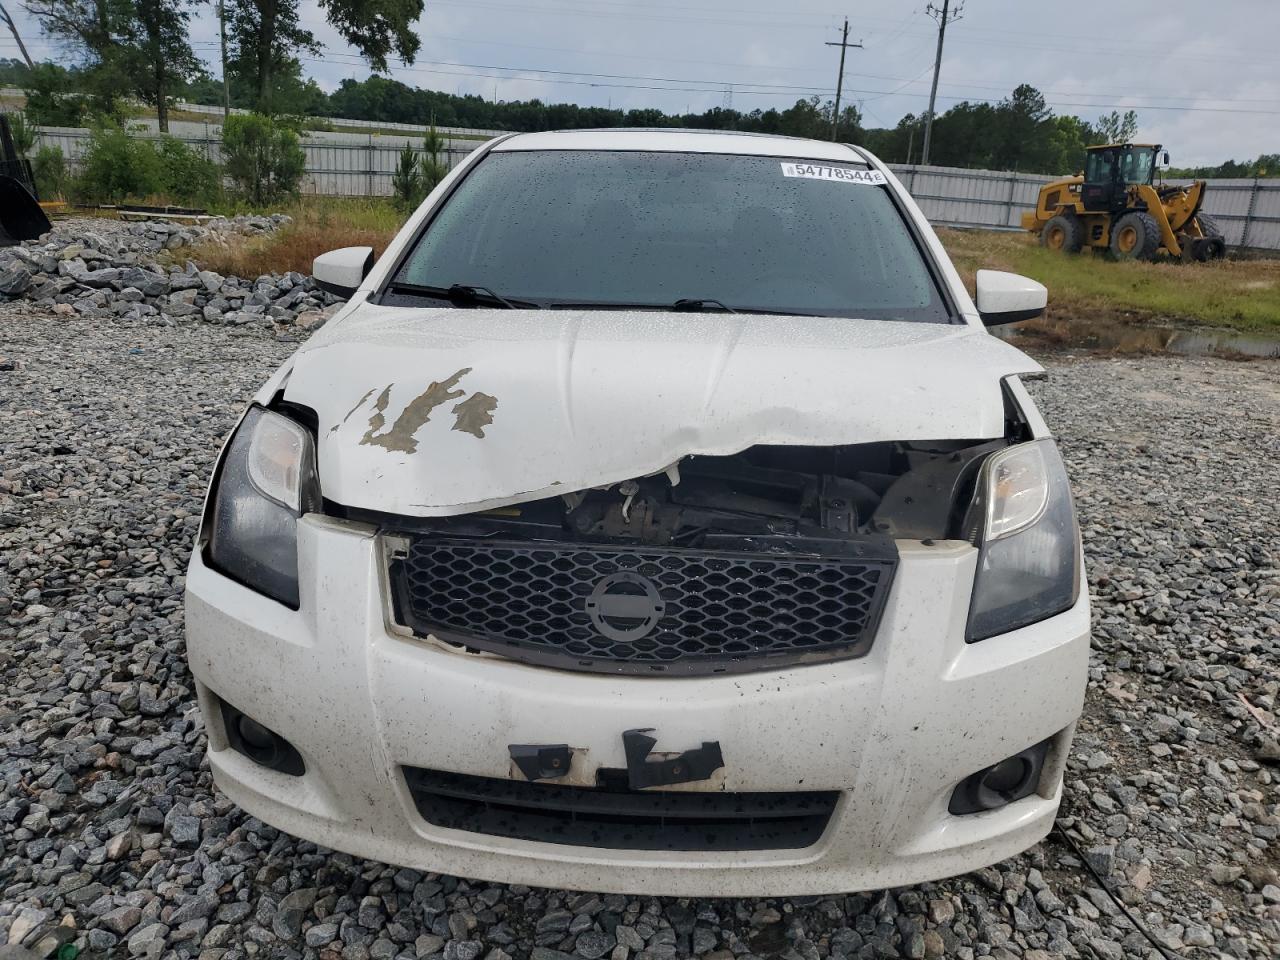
left=780, top=162, right=887, bottom=186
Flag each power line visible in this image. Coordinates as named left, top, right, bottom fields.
left=402, top=57, right=835, bottom=92
left=921, top=0, right=962, bottom=164
left=299, top=56, right=834, bottom=98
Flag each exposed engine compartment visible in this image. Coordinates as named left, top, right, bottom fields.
left=382, top=438, right=1009, bottom=547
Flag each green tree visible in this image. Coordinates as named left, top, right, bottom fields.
left=225, top=0, right=424, bottom=114
left=221, top=112, right=306, bottom=204
left=777, top=97, right=826, bottom=139
left=225, top=0, right=320, bottom=114
left=1093, top=110, right=1138, bottom=145
left=21, top=0, right=121, bottom=114
left=20, top=62, right=88, bottom=126
left=390, top=141, right=422, bottom=212
left=420, top=120, right=446, bottom=192
left=0, top=57, right=32, bottom=86
left=23, top=0, right=200, bottom=130
left=991, top=84, right=1053, bottom=171
left=118, top=0, right=201, bottom=131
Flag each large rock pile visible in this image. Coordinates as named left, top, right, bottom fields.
left=0, top=215, right=340, bottom=338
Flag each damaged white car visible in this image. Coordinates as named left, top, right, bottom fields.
left=185, top=129, right=1089, bottom=896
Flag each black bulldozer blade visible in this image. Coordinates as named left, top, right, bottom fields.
left=0, top=175, right=52, bottom=246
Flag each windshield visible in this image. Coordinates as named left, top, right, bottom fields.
left=1119, top=148, right=1155, bottom=185
left=387, top=150, right=951, bottom=322
left=1088, top=147, right=1155, bottom=185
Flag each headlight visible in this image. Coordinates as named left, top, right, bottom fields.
left=206, top=406, right=320, bottom=607
left=967, top=439, right=1079, bottom=641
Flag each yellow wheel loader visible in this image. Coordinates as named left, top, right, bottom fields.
left=1021, top=143, right=1225, bottom=262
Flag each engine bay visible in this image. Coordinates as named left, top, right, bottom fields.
left=388, top=438, right=1009, bottom=547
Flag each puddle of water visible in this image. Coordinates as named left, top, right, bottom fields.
left=993, top=316, right=1280, bottom=359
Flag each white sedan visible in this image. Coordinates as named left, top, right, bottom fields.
left=184, top=128, right=1088, bottom=896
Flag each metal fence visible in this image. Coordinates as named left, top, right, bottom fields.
left=888, top=163, right=1280, bottom=251
left=33, top=124, right=486, bottom=198
left=28, top=122, right=1280, bottom=251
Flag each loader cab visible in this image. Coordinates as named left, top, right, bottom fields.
left=1081, top=144, right=1160, bottom=212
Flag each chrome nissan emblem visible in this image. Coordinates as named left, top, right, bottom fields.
left=585, top=571, right=665, bottom=642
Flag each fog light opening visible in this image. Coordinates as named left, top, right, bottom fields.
left=219, top=699, right=306, bottom=776
left=949, top=739, right=1049, bottom=815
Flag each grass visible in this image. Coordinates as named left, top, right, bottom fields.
left=189, top=197, right=403, bottom=277
left=939, top=228, right=1280, bottom=335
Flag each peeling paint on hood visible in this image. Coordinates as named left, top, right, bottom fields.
left=283, top=305, right=1042, bottom=517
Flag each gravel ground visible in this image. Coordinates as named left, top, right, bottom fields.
left=1, top=300, right=1278, bottom=959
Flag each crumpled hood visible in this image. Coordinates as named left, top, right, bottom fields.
left=284, top=306, right=1041, bottom=516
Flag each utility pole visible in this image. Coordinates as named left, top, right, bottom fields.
left=921, top=0, right=962, bottom=165
left=825, top=17, right=863, bottom=141
left=0, top=2, right=34, bottom=70
left=217, top=0, right=230, bottom=121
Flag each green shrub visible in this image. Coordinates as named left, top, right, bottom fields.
left=221, top=113, right=306, bottom=205
left=5, top=112, right=35, bottom=156
left=391, top=142, right=423, bottom=212
left=72, top=124, right=163, bottom=203
left=155, top=137, right=221, bottom=206
left=32, top=145, right=67, bottom=200
left=421, top=121, right=447, bottom=193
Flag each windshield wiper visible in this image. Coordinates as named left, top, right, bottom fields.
left=386, top=281, right=543, bottom=309
left=548, top=299, right=813, bottom=316
left=447, top=284, right=522, bottom=309
left=670, top=298, right=737, bottom=313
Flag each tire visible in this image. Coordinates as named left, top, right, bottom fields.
left=1196, top=213, right=1223, bottom=238
left=1040, top=213, right=1083, bottom=253
left=1187, top=215, right=1227, bottom=261
left=1110, top=211, right=1161, bottom=261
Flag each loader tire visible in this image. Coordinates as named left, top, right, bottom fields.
left=1110, top=211, right=1160, bottom=261
left=1041, top=213, right=1083, bottom=253
left=1196, top=214, right=1222, bottom=238
left=1191, top=214, right=1227, bottom=260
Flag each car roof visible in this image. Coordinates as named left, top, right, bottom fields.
left=491, top=128, right=871, bottom=164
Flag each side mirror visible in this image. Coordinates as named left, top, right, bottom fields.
left=1162, top=151, right=1170, bottom=166
left=975, top=270, right=1047, bottom=326
left=313, top=246, right=374, bottom=299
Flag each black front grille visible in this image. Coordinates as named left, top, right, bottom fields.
left=404, top=767, right=838, bottom=851
left=390, top=537, right=896, bottom=675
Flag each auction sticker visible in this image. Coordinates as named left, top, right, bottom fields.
left=780, top=162, right=886, bottom=185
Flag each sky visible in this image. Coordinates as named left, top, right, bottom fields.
left=4, top=0, right=1279, bottom=166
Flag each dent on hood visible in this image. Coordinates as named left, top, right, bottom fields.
left=284, top=308, right=1042, bottom=517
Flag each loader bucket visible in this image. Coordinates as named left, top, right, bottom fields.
left=0, top=175, right=52, bottom=246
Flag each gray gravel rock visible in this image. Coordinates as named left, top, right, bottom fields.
left=0, top=214, right=337, bottom=339
left=0, top=309, right=1276, bottom=959
left=0, top=263, right=31, bottom=295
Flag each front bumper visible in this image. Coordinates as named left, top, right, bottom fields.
left=185, top=515, right=1090, bottom=896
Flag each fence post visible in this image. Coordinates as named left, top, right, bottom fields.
left=1240, top=176, right=1260, bottom=250
left=367, top=134, right=374, bottom=197
left=1006, top=172, right=1019, bottom=229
